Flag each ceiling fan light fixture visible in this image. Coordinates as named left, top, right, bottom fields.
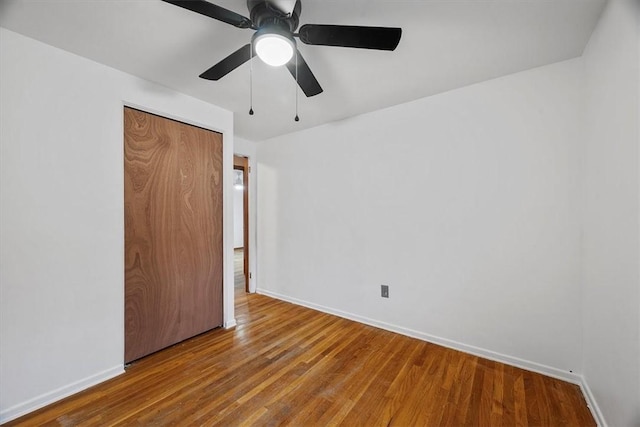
left=254, top=32, right=295, bottom=67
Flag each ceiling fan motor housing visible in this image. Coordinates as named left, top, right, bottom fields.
left=247, top=0, right=300, bottom=32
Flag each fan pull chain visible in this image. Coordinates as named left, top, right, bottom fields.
left=249, top=41, right=254, bottom=116
left=294, top=51, right=299, bottom=122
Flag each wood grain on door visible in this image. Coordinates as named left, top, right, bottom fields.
left=124, top=107, right=223, bottom=363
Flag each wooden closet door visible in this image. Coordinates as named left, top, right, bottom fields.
left=124, top=107, right=223, bottom=363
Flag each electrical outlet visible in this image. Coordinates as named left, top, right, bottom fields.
left=381, top=285, right=389, bottom=298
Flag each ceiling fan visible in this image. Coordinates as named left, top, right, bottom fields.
left=162, top=0, right=402, bottom=97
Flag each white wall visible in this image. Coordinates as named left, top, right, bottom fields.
left=0, top=28, right=234, bottom=422
left=234, top=171, right=245, bottom=248
left=257, top=58, right=585, bottom=378
left=582, top=0, right=640, bottom=425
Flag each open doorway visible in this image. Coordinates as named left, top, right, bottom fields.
left=233, top=155, right=249, bottom=294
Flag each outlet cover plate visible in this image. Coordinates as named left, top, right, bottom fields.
left=381, top=285, right=389, bottom=298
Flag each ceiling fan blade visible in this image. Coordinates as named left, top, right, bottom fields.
left=162, top=0, right=252, bottom=29
left=200, top=44, right=253, bottom=80
left=298, top=24, right=402, bottom=51
left=286, top=49, right=323, bottom=97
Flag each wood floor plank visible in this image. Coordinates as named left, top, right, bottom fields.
left=6, top=259, right=596, bottom=426
left=490, top=362, right=504, bottom=426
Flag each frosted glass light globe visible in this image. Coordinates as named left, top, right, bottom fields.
left=255, top=34, right=294, bottom=67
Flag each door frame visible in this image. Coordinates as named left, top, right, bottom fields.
left=233, top=155, right=250, bottom=293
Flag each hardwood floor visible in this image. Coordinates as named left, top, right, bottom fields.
left=235, top=248, right=245, bottom=291
left=7, top=259, right=595, bottom=426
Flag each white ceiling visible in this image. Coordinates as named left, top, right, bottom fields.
left=0, top=0, right=605, bottom=141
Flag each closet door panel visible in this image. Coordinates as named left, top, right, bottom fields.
left=175, top=121, right=223, bottom=339
left=124, top=107, right=223, bottom=363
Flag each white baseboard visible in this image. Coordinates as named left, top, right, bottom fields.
left=0, top=365, right=124, bottom=424
left=257, top=289, right=582, bottom=386
left=579, top=377, right=607, bottom=427
left=224, top=318, right=237, bottom=329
